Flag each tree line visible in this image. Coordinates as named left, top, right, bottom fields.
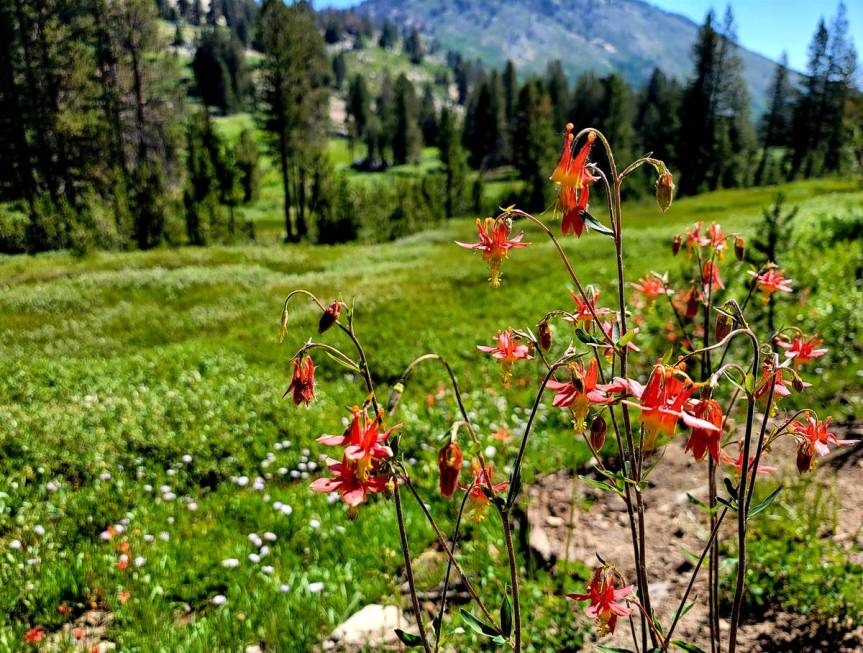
left=0, top=1, right=859, bottom=254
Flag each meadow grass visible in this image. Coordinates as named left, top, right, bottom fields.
left=0, top=177, right=860, bottom=650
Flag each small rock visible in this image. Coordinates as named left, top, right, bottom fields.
left=326, top=604, right=414, bottom=650
left=545, top=515, right=565, bottom=527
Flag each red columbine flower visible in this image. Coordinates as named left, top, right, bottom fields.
left=310, top=454, right=389, bottom=509
left=547, top=359, right=615, bottom=429
left=460, top=461, right=508, bottom=510
left=551, top=126, right=598, bottom=237
left=566, top=566, right=635, bottom=636
left=777, top=334, right=827, bottom=368
left=722, top=444, right=776, bottom=475
left=318, top=300, right=341, bottom=333
left=708, top=222, right=726, bottom=252
left=566, top=287, right=610, bottom=328
left=622, top=362, right=719, bottom=450
left=284, top=356, right=316, bottom=406
left=685, top=221, right=709, bottom=252
left=684, top=399, right=724, bottom=463
left=317, top=406, right=396, bottom=480
left=749, top=268, right=793, bottom=294
left=23, top=627, right=45, bottom=644
left=702, top=260, right=724, bottom=290
left=457, top=217, right=529, bottom=288
left=791, top=416, right=856, bottom=461
left=478, top=328, right=532, bottom=381
left=631, top=274, right=670, bottom=303
left=438, top=441, right=463, bottom=498
left=673, top=287, right=702, bottom=319
left=754, top=361, right=809, bottom=405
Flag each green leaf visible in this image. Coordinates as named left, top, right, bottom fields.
left=394, top=629, right=425, bottom=647
left=672, top=600, right=696, bottom=622
left=582, top=211, right=615, bottom=236
left=321, top=349, right=361, bottom=373
left=505, top=468, right=522, bottom=510
left=595, top=646, right=638, bottom=653
left=744, top=372, right=755, bottom=394
left=612, top=320, right=621, bottom=343
left=724, top=477, right=738, bottom=498
left=672, top=640, right=708, bottom=653
left=617, top=330, right=636, bottom=348
left=748, top=484, right=783, bottom=517
left=686, top=493, right=711, bottom=511
left=575, top=327, right=604, bottom=346
left=717, top=496, right=738, bottom=512
left=491, top=635, right=509, bottom=645
left=579, top=475, right=622, bottom=495
left=500, top=586, right=513, bottom=638
left=459, top=609, right=499, bottom=638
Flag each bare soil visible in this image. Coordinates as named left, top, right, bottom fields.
left=525, top=421, right=863, bottom=652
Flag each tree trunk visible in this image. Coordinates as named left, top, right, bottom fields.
left=279, top=134, right=293, bottom=242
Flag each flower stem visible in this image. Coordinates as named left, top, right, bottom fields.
left=499, top=507, right=522, bottom=651
left=434, top=486, right=472, bottom=653
left=394, top=484, right=432, bottom=653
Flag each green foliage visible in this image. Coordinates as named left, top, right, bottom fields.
left=192, top=27, right=250, bottom=113
left=735, top=480, right=863, bottom=628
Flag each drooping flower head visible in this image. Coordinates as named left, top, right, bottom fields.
left=284, top=356, right=316, bottom=406
left=685, top=221, right=710, bottom=252
left=566, top=566, right=635, bottom=636
left=684, top=398, right=724, bottom=463
left=478, top=327, right=532, bottom=381
left=749, top=267, right=793, bottom=295
left=460, top=461, right=509, bottom=519
left=317, top=406, right=397, bottom=481
left=318, top=300, right=341, bottom=333
left=310, top=454, right=390, bottom=511
left=631, top=273, right=670, bottom=303
left=547, top=358, right=615, bottom=430
left=791, top=416, right=856, bottom=468
left=566, top=287, right=610, bottom=328
left=673, top=287, right=702, bottom=319
left=702, top=260, right=725, bottom=290
left=551, top=126, right=598, bottom=237
left=708, top=222, right=726, bottom=252
left=622, top=362, right=719, bottom=450
left=438, top=441, right=463, bottom=498
left=777, top=334, right=827, bottom=368
left=722, top=444, right=776, bottom=476
left=457, top=217, right=529, bottom=288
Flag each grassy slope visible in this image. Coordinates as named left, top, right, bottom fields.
left=0, top=178, right=859, bottom=651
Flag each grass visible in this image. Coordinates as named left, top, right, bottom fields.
left=0, top=177, right=860, bottom=650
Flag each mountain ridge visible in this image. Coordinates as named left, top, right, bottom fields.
left=353, top=0, right=792, bottom=112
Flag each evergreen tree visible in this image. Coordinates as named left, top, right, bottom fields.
left=598, top=73, right=636, bottom=169
left=235, top=128, right=259, bottom=204
left=636, top=68, right=682, bottom=166
left=392, top=74, right=421, bottom=165
left=184, top=110, right=225, bottom=245
left=754, top=53, right=792, bottom=185
left=192, top=27, right=249, bottom=114
left=462, top=71, right=506, bottom=168
left=404, top=28, right=424, bottom=64
left=418, top=84, right=438, bottom=147
left=347, top=74, right=370, bottom=153
left=570, top=72, right=605, bottom=130
left=379, top=19, right=398, bottom=50
left=259, top=0, right=328, bottom=242
left=332, top=51, right=347, bottom=89
left=376, top=73, right=396, bottom=161
left=512, top=78, right=556, bottom=210
left=438, top=107, right=467, bottom=217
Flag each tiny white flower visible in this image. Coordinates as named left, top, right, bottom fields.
left=289, top=470, right=301, bottom=479
left=308, top=581, right=324, bottom=593
left=134, top=556, right=146, bottom=568
left=33, top=525, right=45, bottom=537
left=248, top=533, right=262, bottom=546
left=143, top=484, right=153, bottom=493
left=187, top=501, right=198, bottom=511
left=212, top=594, right=227, bottom=606
left=248, top=553, right=261, bottom=563
left=159, top=485, right=171, bottom=494
left=263, top=532, right=277, bottom=542
left=47, top=481, right=60, bottom=492
left=279, top=584, right=290, bottom=593
left=114, top=524, right=125, bottom=534
left=166, top=469, right=176, bottom=476
left=100, top=472, right=112, bottom=481
left=182, top=454, right=193, bottom=464
left=235, top=476, right=249, bottom=487
left=278, top=467, right=288, bottom=475
left=274, top=442, right=283, bottom=451
left=100, top=530, right=112, bottom=541
left=261, top=565, right=274, bottom=574
left=9, top=539, right=22, bottom=550
left=335, top=526, right=346, bottom=534
left=162, top=492, right=176, bottom=501
left=484, top=445, right=497, bottom=458
left=273, top=501, right=283, bottom=511
left=309, top=519, right=321, bottom=529
left=259, top=545, right=270, bottom=557
left=221, top=558, right=240, bottom=568
left=27, top=557, right=40, bottom=566
left=253, top=477, right=265, bottom=491
left=144, top=534, right=154, bottom=543
left=159, top=531, right=170, bottom=542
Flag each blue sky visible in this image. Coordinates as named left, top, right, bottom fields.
left=315, top=0, right=861, bottom=72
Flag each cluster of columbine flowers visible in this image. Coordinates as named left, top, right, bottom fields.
left=279, top=121, right=854, bottom=653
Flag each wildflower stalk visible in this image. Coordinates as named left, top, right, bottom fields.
left=401, top=474, right=500, bottom=629
left=393, top=483, right=433, bottom=653
left=434, top=485, right=473, bottom=653
left=498, top=505, right=521, bottom=651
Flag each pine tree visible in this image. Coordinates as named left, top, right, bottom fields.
left=788, top=19, right=829, bottom=178
left=404, top=28, right=424, bottom=64
left=598, top=73, right=636, bottom=169
left=235, top=128, right=259, bottom=204
left=332, top=52, right=347, bottom=89
left=438, top=107, right=467, bottom=217
left=462, top=71, right=506, bottom=168
left=418, top=84, right=438, bottom=147
left=754, top=53, right=792, bottom=185
left=570, top=72, right=605, bottom=130
left=512, top=78, right=556, bottom=210
left=379, top=19, right=398, bottom=50
left=545, top=60, right=570, bottom=130
left=347, top=73, right=370, bottom=154
left=636, top=68, right=682, bottom=166
left=258, top=0, right=328, bottom=241
left=184, top=110, right=225, bottom=245
left=193, top=27, right=250, bottom=114
left=392, top=74, right=421, bottom=165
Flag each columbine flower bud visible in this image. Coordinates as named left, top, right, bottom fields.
left=715, top=312, right=734, bottom=342
left=438, top=442, right=463, bottom=498
left=318, top=301, right=341, bottom=334
left=589, top=415, right=607, bottom=451
left=734, top=236, right=745, bottom=261
left=656, top=171, right=675, bottom=213
left=791, top=373, right=806, bottom=394
left=278, top=308, right=288, bottom=343
left=386, top=382, right=405, bottom=413
left=538, top=320, right=552, bottom=351
left=796, top=445, right=814, bottom=474
left=672, top=234, right=682, bottom=256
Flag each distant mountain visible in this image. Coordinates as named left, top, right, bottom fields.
left=354, top=0, right=792, bottom=112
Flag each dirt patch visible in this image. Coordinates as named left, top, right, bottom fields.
left=525, top=421, right=863, bottom=652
